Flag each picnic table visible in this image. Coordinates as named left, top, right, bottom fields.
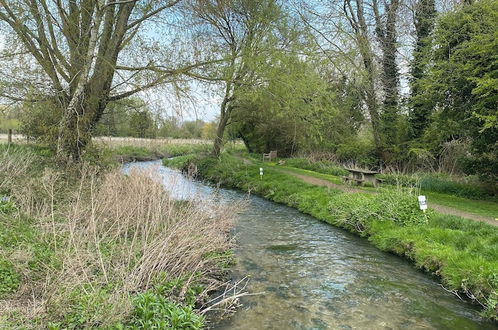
left=342, top=168, right=384, bottom=187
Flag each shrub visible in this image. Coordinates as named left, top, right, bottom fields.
left=335, top=139, right=377, bottom=167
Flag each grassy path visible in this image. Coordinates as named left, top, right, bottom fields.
left=233, top=154, right=498, bottom=227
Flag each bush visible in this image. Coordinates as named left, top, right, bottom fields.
left=336, top=138, right=377, bottom=167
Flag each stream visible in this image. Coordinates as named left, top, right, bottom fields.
left=123, top=160, right=496, bottom=330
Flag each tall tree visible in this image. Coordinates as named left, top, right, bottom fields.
left=409, top=0, right=436, bottom=138
left=417, top=0, right=498, bottom=182
left=343, top=0, right=383, bottom=157
left=189, top=0, right=282, bottom=156
left=0, top=0, right=211, bottom=160
left=373, top=0, right=401, bottom=159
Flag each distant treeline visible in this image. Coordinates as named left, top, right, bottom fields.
left=9, top=98, right=217, bottom=141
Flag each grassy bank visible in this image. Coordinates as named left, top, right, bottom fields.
left=275, top=156, right=497, bottom=201
left=0, top=144, right=237, bottom=328
left=164, top=153, right=498, bottom=320
left=97, top=141, right=213, bottom=163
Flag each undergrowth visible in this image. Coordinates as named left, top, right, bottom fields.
left=0, top=144, right=239, bottom=328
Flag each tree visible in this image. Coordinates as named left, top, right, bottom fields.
left=229, top=48, right=355, bottom=156
left=189, top=0, right=282, bottom=156
left=409, top=0, right=436, bottom=138
left=0, top=0, right=212, bottom=161
left=373, top=0, right=402, bottom=160
left=129, top=110, right=155, bottom=138
left=342, top=0, right=383, bottom=158
left=417, top=0, right=498, bottom=181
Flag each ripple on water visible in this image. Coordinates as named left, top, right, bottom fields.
left=123, top=161, right=496, bottom=330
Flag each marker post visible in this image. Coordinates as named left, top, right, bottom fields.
left=418, top=195, right=427, bottom=213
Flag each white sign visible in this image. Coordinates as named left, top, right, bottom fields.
left=259, top=167, right=264, bottom=177
left=418, top=195, right=427, bottom=211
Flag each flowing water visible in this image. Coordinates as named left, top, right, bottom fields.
left=123, top=160, right=496, bottom=330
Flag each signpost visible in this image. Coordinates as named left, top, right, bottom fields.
left=418, top=195, right=427, bottom=212
left=260, top=167, right=263, bottom=180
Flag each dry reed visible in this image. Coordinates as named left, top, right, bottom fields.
left=1, top=152, right=242, bottom=326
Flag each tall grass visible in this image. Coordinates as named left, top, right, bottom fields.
left=0, top=146, right=241, bottom=328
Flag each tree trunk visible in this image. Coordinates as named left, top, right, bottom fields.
left=213, top=110, right=230, bottom=157
left=409, top=0, right=436, bottom=138
left=346, top=0, right=385, bottom=161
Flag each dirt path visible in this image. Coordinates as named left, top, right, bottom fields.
left=233, top=154, right=497, bottom=226
left=277, top=168, right=498, bottom=227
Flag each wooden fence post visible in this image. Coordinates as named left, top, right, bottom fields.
left=7, top=129, right=12, bottom=145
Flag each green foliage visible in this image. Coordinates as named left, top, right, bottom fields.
left=19, top=99, right=62, bottom=144
left=415, top=0, right=498, bottom=182
left=129, top=292, right=203, bottom=329
left=190, top=153, right=498, bottom=319
left=329, top=190, right=431, bottom=232
left=335, top=135, right=378, bottom=167
left=129, top=111, right=156, bottom=138
left=227, top=27, right=359, bottom=156
left=128, top=277, right=205, bottom=330
left=283, top=158, right=348, bottom=177
left=0, top=257, right=20, bottom=297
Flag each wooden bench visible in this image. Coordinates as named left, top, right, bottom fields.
left=263, top=150, right=277, bottom=161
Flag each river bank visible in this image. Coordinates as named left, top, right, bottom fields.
left=0, top=143, right=236, bottom=328
left=165, top=152, right=498, bottom=321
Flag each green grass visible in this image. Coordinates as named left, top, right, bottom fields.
left=108, top=145, right=158, bottom=158
left=259, top=156, right=498, bottom=220
left=159, top=143, right=212, bottom=157
left=279, top=157, right=349, bottom=177
left=268, top=165, right=345, bottom=185
left=178, top=152, right=498, bottom=320
left=266, top=154, right=497, bottom=201
left=426, top=192, right=498, bottom=219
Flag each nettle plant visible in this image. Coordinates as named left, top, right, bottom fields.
left=329, top=190, right=431, bottom=232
